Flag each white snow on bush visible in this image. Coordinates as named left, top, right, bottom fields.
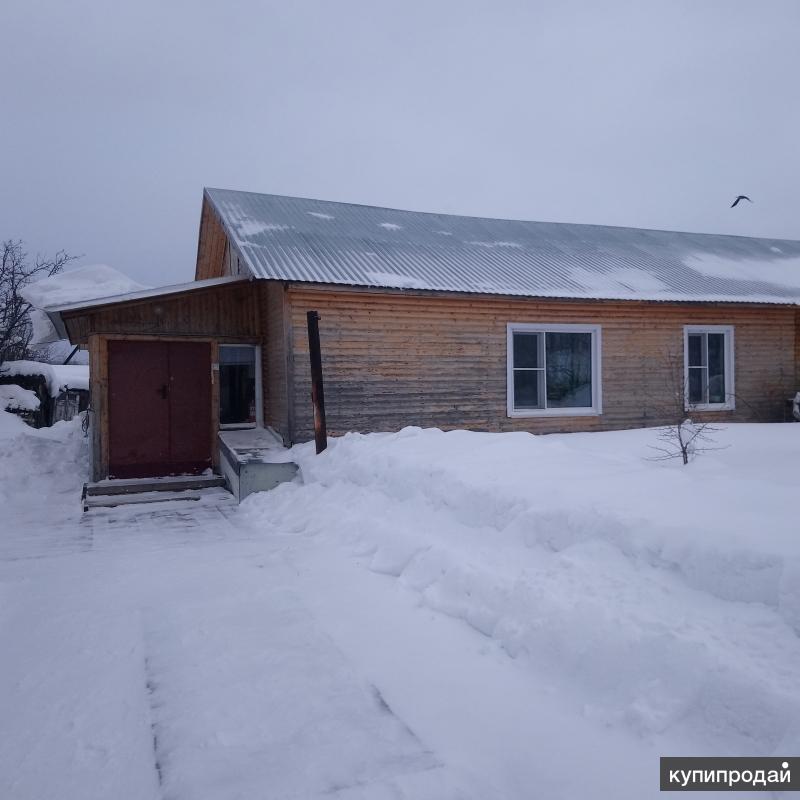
left=0, top=384, right=40, bottom=412
left=241, top=424, right=800, bottom=757
left=1, top=360, right=89, bottom=394
left=21, top=264, right=148, bottom=309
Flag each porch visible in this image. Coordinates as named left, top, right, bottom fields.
left=45, top=276, right=300, bottom=502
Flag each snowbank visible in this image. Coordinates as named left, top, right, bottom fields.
left=1, top=360, right=89, bottom=394
left=21, top=264, right=149, bottom=309
left=0, top=409, right=88, bottom=530
left=240, top=424, right=800, bottom=755
left=0, top=385, right=40, bottom=412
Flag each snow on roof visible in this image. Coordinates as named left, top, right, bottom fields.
left=21, top=264, right=149, bottom=310
left=205, top=188, right=800, bottom=305
left=46, top=275, right=247, bottom=313
left=0, top=361, right=89, bottom=395
left=0, top=384, right=40, bottom=412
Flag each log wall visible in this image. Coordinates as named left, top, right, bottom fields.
left=195, top=196, right=229, bottom=280
left=62, top=282, right=259, bottom=344
left=285, top=285, right=799, bottom=442
left=259, top=281, right=292, bottom=442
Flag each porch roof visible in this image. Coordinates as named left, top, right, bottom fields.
left=44, top=276, right=250, bottom=339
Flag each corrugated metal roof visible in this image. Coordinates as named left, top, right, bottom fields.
left=205, top=188, right=800, bottom=305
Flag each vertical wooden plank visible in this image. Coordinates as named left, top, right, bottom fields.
left=94, top=334, right=111, bottom=481
left=210, top=340, right=220, bottom=471
left=87, top=334, right=102, bottom=480
left=306, top=311, right=328, bottom=453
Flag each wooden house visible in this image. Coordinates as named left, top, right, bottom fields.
left=45, top=189, right=800, bottom=482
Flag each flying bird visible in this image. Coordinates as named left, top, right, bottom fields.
left=730, top=195, right=752, bottom=208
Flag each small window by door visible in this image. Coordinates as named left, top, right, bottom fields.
left=219, top=345, right=259, bottom=428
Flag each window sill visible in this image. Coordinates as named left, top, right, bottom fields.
left=508, top=408, right=602, bottom=418
left=220, top=423, right=258, bottom=430
left=684, top=404, right=735, bottom=412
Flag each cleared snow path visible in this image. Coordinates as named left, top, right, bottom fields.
left=0, top=411, right=473, bottom=800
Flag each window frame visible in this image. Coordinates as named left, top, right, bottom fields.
left=506, top=323, right=603, bottom=418
left=218, top=343, right=263, bottom=430
left=682, top=325, right=735, bottom=411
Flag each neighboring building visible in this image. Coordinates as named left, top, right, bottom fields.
left=44, top=189, right=800, bottom=481
left=0, top=361, right=90, bottom=427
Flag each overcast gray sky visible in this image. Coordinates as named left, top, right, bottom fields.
left=2, top=1, right=799, bottom=286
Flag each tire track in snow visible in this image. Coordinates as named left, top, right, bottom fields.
left=143, top=655, right=165, bottom=793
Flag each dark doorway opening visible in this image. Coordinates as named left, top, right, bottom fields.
left=219, top=345, right=257, bottom=427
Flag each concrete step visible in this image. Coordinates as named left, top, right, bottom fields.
left=84, top=486, right=231, bottom=510
left=85, top=474, right=227, bottom=496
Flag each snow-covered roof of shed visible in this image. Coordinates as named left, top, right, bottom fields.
left=0, top=361, right=89, bottom=395
left=21, top=264, right=149, bottom=310
left=205, top=188, right=800, bottom=305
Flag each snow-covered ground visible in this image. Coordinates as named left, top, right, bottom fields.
left=1, top=411, right=798, bottom=799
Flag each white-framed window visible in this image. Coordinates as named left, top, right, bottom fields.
left=219, top=344, right=263, bottom=428
left=506, top=324, right=602, bottom=417
left=683, top=325, right=735, bottom=410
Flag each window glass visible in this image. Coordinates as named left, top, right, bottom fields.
left=513, top=333, right=541, bottom=369
left=687, top=334, right=704, bottom=367
left=707, top=333, right=726, bottom=404
left=510, top=328, right=596, bottom=413
left=220, top=346, right=256, bottom=426
left=685, top=328, right=733, bottom=408
left=688, top=367, right=705, bottom=404
left=513, top=369, right=543, bottom=409
left=545, top=332, right=593, bottom=408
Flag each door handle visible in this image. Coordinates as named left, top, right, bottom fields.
left=158, top=384, right=169, bottom=399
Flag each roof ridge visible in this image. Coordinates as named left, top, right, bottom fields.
left=203, top=187, right=800, bottom=246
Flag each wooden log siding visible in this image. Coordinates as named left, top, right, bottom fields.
left=260, top=281, right=292, bottom=442
left=195, top=196, right=229, bottom=280
left=61, top=282, right=260, bottom=343
left=284, top=286, right=799, bottom=441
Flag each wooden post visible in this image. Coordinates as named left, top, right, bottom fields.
left=306, top=310, right=328, bottom=453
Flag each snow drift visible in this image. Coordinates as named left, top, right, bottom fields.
left=240, top=424, right=800, bottom=756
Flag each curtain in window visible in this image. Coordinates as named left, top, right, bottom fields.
left=512, top=331, right=593, bottom=410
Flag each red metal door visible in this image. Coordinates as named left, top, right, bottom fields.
left=108, top=341, right=170, bottom=478
left=107, top=341, right=212, bottom=478
left=166, top=342, right=212, bottom=474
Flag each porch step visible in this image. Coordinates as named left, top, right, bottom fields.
left=85, top=474, right=227, bottom=496
left=83, top=486, right=232, bottom=510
